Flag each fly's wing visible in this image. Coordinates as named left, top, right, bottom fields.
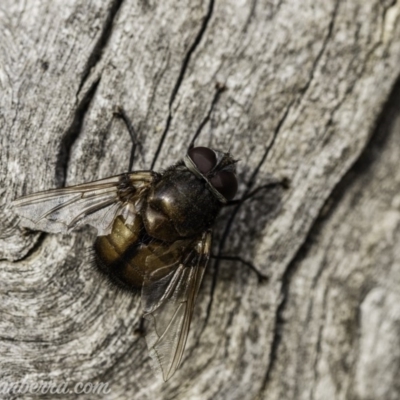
left=12, top=172, right=154, bottom=236
left=142, top=231, right=212, bottom=381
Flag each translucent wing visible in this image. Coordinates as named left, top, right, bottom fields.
left=142, top=231, right=212, bottom=381
left=12, top=172, right=154, bottom=236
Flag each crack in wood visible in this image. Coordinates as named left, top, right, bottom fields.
left=259, top=1, right=341, bottom=391
left=7, top=232, right=47, bottom=263
left=242, top=0, right=257, bottom=35
left=193, top=97, right=295, bottom=361
left=189, top=82, right=226, bottom=147
left=260, top=62, right=400, bottom=398
left=298, top=0, right=340, bottom=100
left=56, top=77, right=101, bottom=187
left=76, top=0, right=125, bottom=96
left=150, top=0, right=216, bottom=169
left=345, top=284, right=372, bottom=398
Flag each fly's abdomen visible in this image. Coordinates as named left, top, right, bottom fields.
left=94, top=215, right=190, bottom=291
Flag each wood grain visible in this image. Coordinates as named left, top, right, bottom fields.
left=1, top=0, right=400, bottom=398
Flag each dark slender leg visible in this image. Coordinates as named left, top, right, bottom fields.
left=214, top=177, right=289, bottom=282
left=225, top=177, right=290, bottom=207
left=113, top=106, right=142, bottom=171
left=134, top=316, right=145, bottom=336
left=211, top=254, right=269, bottom=283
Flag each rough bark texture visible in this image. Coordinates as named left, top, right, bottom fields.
left=1, top=0, right=400, bottom=399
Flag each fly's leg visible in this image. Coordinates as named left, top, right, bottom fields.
left=113, top=106, right=143, bottom=171
left=210, top=254, right=269, bottom=283
left=213, top=177, right=290, bottom=281
left=224, top=177, right=290, bottom=207
left=134, top=316, right=146, bottom=336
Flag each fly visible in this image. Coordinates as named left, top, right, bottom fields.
left=12, top=105, right=287, bottom=381
left=12, top=142, right=239, bottom=381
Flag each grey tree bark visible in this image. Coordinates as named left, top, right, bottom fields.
left=1, top=0, right=400, bottom=399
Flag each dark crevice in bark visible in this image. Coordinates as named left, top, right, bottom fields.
left=201, top=0, right=340, bottom=294
left=56, top=78, right=101, bottom=187
left=259, top=243, right=302, bottom=392
left=321, top=29, right=384, bottom=147
left=242, top=0, right=257, bottom=35
left=198, top=98, right=295, bottom=347
left=77, top=0, right=124, bottom=96
left=150, top=0, right=216, bottom=169
left=190, top=83, right=226, bottom=147
left=9, top=232, right=47, bottom=263
left=309, top=286, right=330, bottom=400
left=298, top=0, right=339, bottom=99
left=345, top=284, right=377, bottom=399
left=312, top=73, right=400, bottom=399
left=0, top=335, right=53, bottom=343
left=259, top=3, right=340, bottom=390
left=260, top=73, right=400, bottom=394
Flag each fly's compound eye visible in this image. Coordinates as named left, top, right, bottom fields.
left=209, top=170, right=238, bottom=201
left=188, top=147, right=217, bottom=174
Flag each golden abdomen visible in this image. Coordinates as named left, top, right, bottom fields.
left=94, top=216, right=191, bottom=291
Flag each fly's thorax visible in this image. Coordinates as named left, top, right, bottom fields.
left=142, top=167, right=222, bottom=242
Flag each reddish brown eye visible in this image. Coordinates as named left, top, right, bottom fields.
left=188, top=147, right=217, bottom=174
left=209, top=170, right=238, bottom=201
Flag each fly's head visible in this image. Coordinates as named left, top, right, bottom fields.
left=184, top=147, right=238, bottom=204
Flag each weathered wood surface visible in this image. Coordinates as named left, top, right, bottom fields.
left=1, top=0, right=400, bottom=398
